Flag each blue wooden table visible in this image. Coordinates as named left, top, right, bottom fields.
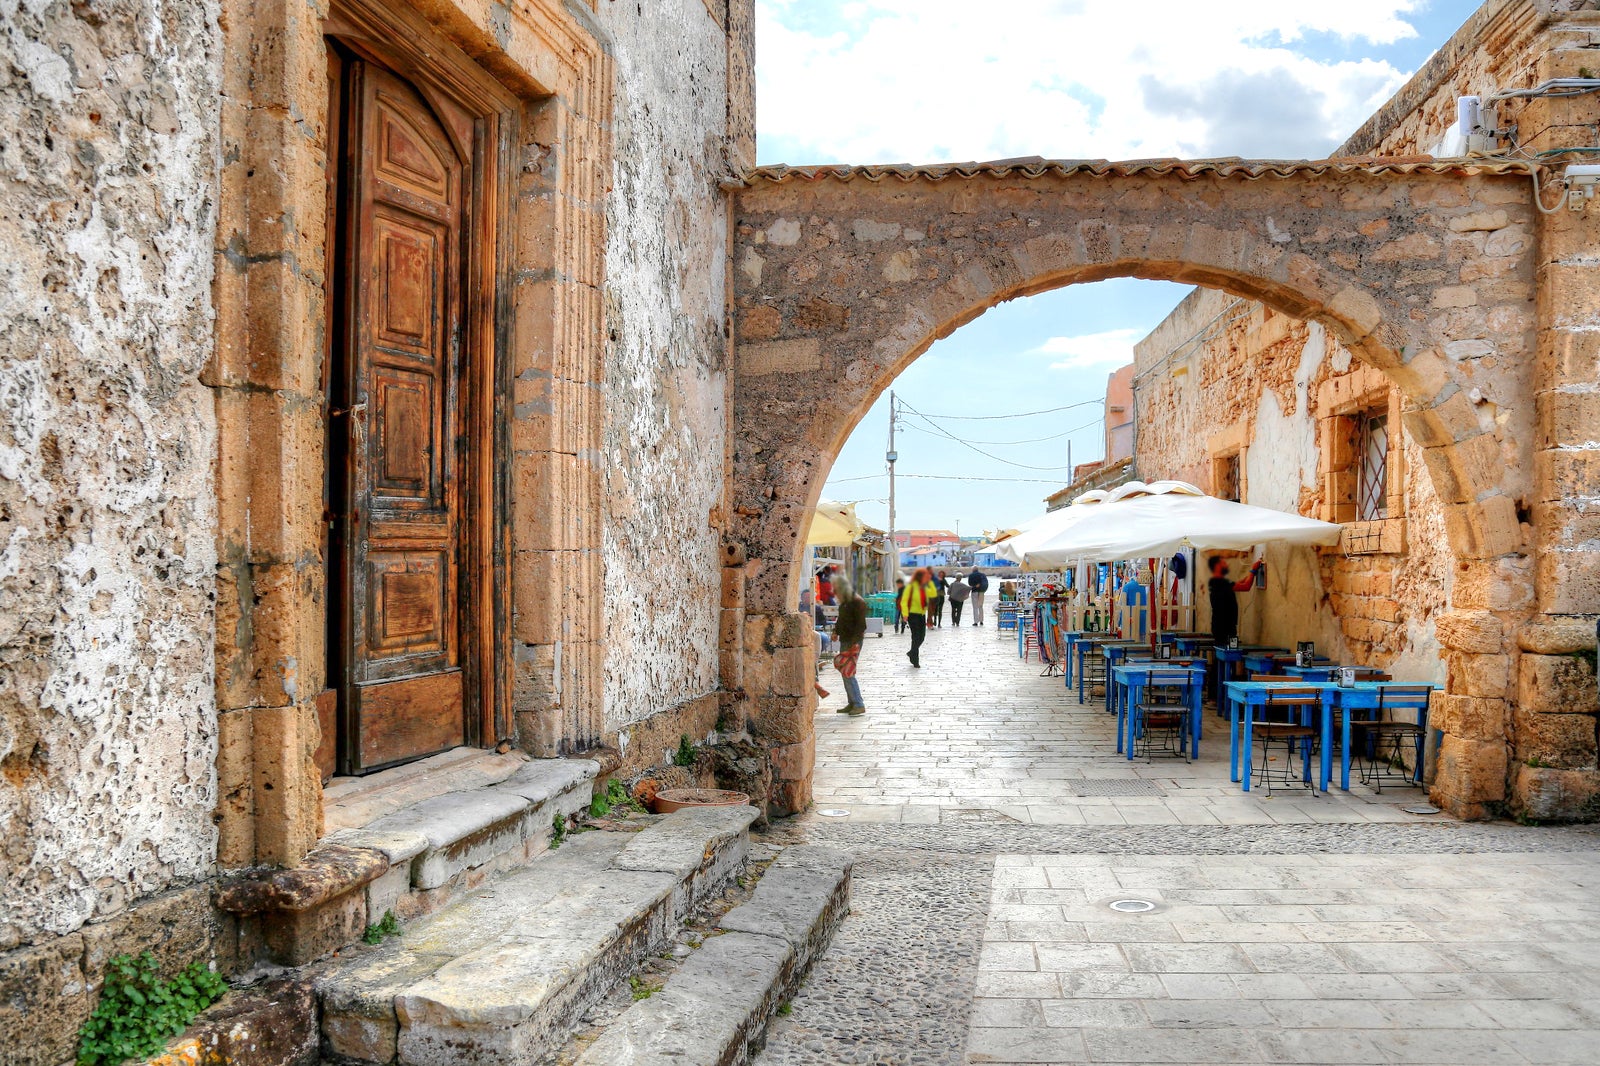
left=1212, top=646, right=1287, bottom=706
left=1102, top=643, right=1149, bottom=709
left=1279, top=663, right=1350, bottom=683
left=1224, top=680, right=1332, bottom=793
left=1104, top=645, right=1201, bottom=710
left=1076, top=638, right=1143, bottom=703
left=1330, top=682, right=1438, bottom=791
left=1112, top=663, right=1206, bottom=759
left=1172, top=636, right=1216, bottom=655
left=1060, top=631, right=1088, bottom=686
left=1242, top=651, right=1332, bottom=675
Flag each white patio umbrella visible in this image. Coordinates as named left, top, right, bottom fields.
left=1015, top=480, right=1342, bottom=646
left=1016, top=480, right=1341, bottom=569
left=991, top=489, right=1111, bottom=567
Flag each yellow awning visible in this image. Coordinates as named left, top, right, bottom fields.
left=806, top=500, right=863, bottom=547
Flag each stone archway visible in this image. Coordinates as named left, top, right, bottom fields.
left=724, top=158, right=1541, bottom=819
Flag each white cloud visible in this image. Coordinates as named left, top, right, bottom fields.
left=756, top=0, right=1423, bottom=165
left=1033, top=326, right=1143, bottom=370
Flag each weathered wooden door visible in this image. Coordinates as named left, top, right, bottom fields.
left=328, top=54, right=471, bottom=773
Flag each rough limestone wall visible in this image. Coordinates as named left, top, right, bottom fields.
left=1339, top=0, right=1546, bottom=158
left=1132, top=289, right=1452, bottom=677
left=0, top=0, right=221, bottom=947
left=596, top=0, right=729, bottom=742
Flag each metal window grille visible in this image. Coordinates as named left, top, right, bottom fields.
left=1358, top=412, right=1389, bottom=520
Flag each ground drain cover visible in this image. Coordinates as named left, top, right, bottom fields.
left=1072, top=779, right=1167, bottom=797
left=1402, top=804, right=1441, bottom=815
left=944, top=808, right=1023, bottom=824
left=816, top=808, right=851, bottom=817
left=1109, top=899, right=1158, bottom=913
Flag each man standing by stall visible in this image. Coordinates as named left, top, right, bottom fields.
left=967, top=567, right=990, bottom=625
left=1207, top=555, right=1261, bottom=645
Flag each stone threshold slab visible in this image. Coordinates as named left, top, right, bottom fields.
left=323, top=747, right=538, bottom=834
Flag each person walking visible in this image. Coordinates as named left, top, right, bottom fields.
left=832, top=576, right=867, bottom=715
left=948, top=572, right=971, bottom=625
left=898, top=567, right=938, bottom=667
left=930, top=569, right=949, bottom=628
left=892, top=575, right=907, bottom=634
left=967, top=567, right=990, bottom=625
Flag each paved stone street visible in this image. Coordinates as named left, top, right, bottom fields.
left=759, top=623, right=1600, bottom=1065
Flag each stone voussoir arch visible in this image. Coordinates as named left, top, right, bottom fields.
left=725, top=156, right=1540, bottom=819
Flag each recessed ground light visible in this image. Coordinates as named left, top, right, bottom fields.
left=1402, top=804, right=1440, bottom=815
left=816, top=808, right=851, bottom=817
left=1109, top=898, right=1158, bottom=913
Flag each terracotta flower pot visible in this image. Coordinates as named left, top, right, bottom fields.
left=651, top=787, right=750, bottom=814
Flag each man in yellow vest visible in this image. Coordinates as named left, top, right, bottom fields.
left=897, top=568, right=939, bottom=668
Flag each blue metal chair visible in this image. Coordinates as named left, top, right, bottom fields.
left=1132, top=670, right=1199, bottom=762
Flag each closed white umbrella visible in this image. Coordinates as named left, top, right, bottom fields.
left=1018, top=480, right=1341, bottom=569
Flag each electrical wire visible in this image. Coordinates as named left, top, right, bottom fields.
left=910, top=397, right=1103, bottom=421
left=900, top=419, right=1101, bottom=447
left=1131, top=297, right=1253, bottom=385
left=1488, top=79, right=1600, bottom=102
left=900, top=473, right=1066, bottom=483
left=897, top=402, right=1075, bottom=470
left=1532, top=167, right=1570, bottom=214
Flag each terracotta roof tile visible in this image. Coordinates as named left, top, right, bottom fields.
left=737, top=156, right=1535, bottom=186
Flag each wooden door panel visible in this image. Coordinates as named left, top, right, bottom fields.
left=314, top=687, right=339, bottom=784
left=352, top=670, right=464, bottom=770
left=366, top=550, right=450, bottom=661
left=372, top=369, right=437, bottom=499
left=374, top=213, right=442, bottom=356
left=372, top=94, right=450, bottom=201
left=335, top=57, right=469, bottom=772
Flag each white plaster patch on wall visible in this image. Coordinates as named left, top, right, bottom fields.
left=597, top=0, right=728, bottom=728
left=0, top=0, right=222, bottom=947
left=1246, top=322, right=1322, bottom=510
left=1241, top=324, right=1340, bottom=654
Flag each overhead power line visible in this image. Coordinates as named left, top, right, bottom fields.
left=901, top=419, right=1102, bottom=447
left=825, top=471, right=1065, bottom=486
left=900, top=474, right=1066, bottom=484
left=912, top=397, right=1103, bottom=421
left=899, top=402, right=1064, bottom=471
left=898, top=400, right=1107, bottom=471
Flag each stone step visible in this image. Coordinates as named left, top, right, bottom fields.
left=571, top=845, right=853, bottom=1066
left=322, top=758, right=600, bottom=926
left=316, top=805, right=760, bottom=1066
left=322, top=747, right=534, bottom=834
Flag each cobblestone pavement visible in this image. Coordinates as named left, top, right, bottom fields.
left=756, top=624, right=1600, bottom=1065
left=811, top=622, right=1432, bottom=824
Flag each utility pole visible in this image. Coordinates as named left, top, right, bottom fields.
left=886, top=391, right=898, bottom=583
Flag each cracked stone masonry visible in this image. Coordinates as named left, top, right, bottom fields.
left=3, top=0, right=1600, bottom=1064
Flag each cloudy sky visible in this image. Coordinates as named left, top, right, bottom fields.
left=758, top=0, right=1478, bottom=538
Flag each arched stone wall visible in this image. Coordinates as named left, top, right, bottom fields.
left=725, top=158, right=1542, bottom=819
